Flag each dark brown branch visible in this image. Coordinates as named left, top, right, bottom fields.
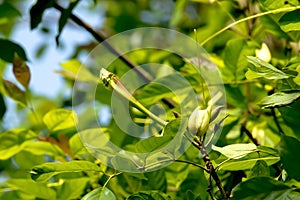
left=200, top=145, right=228, bottom=200
left=241, top=125, right=259, bottom=146
left=53, top=3, right=176, bottom=109
left=190, top=139, right=228, bottom=200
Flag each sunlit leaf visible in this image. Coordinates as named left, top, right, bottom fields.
left=82, top=187, right=116, bottom=200
left=58, top=59, right=98, bottom=82
left=13, top=55, right=30, bottom=88
left=258, top=0, right=299, bottom=10
left=259, top=91, right=300, bottom=109
left=43, top=109, right=76, bottom=136
left=246, top=56, right=290, bottom=80
left=0, top=129, right=37, bottom=160
left=23, top=141, right=65, bottom=158
left=6, top=179, right=56, bottom=200
left=212, top=143, right=257, bottom=159
left=30, top=161, right=102, bottom=182
left=56, top=178, right=90, bottom=200
left=215, top=146, right=280, bottom=171
left=69, top=134, right=88, bottom=158
left=279, top=10, right=300, bottom=32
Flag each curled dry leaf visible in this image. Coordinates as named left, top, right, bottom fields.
left=13, top=55, right=31, bottom=89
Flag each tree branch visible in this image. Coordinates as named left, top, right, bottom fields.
left=241, top=125, right=259, bottom=146
left=53, top=3, right=176, bottom=108
left=191, top=139, right=228, bottom=199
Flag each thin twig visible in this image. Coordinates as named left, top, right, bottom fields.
left=53, top=3, right=176, bottom=109
left=175, top=159, right=209, bottom=172
left=241, top=125, right=259, bottom=146
left=200, top=6, right=300, bottom=46
left=271, top=108, right=285, bottom=135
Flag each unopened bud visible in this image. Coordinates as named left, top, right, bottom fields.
left=188, top=106, right=211, bottom=136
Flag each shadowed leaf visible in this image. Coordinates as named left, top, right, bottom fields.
left=2, top=79, right=27, bottom=106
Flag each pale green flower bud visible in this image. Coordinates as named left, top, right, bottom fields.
left=188, top=105, right=211, bottom=136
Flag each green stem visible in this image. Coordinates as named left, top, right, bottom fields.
left=102, top=171, right=122, bottom=190
left=200, top=6, right=300, bottom=46
left=175, top=159, right=208, bottom=172
left=100, top=68, right=167, bottom=127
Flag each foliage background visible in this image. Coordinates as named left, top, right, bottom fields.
left=1, top=0, right=300, bottom=199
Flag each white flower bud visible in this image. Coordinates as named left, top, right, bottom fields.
left=188, top=106, right=211, bottom=136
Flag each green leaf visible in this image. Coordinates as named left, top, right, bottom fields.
left=215, top=146, right=280, bottom=171
left=0, top=129, right=37, bottom=160
left=169, top=0, right=188, bottom=27
left=135, top=136, right=173, bottom=153
left=0, top=93, right=6, bottom=120
left=212, top=143, right=257, bottom=159
left=246, top=56, right=290, bottom=80
left=231, top=177, right=300, bottom=200
left=56, top=0, right=80, bottom=45
left=0, top=3, right=21, bottom=28
left=259, top=91, right=300, bottom=109
left=120, top=170, right=167, bottom=193
left=222, top=38, right=248, bottom=81
left=0, top=39, right=27, bottom=62
left=30, top=161, right=102, bottom=182
left=278, top=136, right=300, bottom=181
left=13, top=55, right=30, bottom=88
left=82, top=187, right=116, bottom=200
left=2, top=79, right=27, bottom=106
left=69, top=134, right=88, bottom=158
left=6, top=179, right=56, bottom=200
left=260, top=15, right=292, bottom=40
left=249, top=160, right=270, bottom=178
left=135, top=73, right=193, bottom=106
left=279, top=100, right=300, bottom=136
left=23, top=141, right=65, bottom=158
left=58, top=59, right=98, bottom=82
left=43, top=109, right=76, bottom=136
left=56, top=178, right=90, bottom=200
left=127, top=191, right=171, bottom=200
left=259, top=0, right=299, bottom=10
left=279, top=10, right=300, bottom=32
left=30, top=0, right=56, bottom=29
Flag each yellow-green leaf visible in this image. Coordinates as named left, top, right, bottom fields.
left=2, top=79, right=27, bottom=106
left=30, top=161, right=102, bottom=182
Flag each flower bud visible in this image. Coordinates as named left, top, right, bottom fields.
left=188, top=106, right=211, bottom=136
